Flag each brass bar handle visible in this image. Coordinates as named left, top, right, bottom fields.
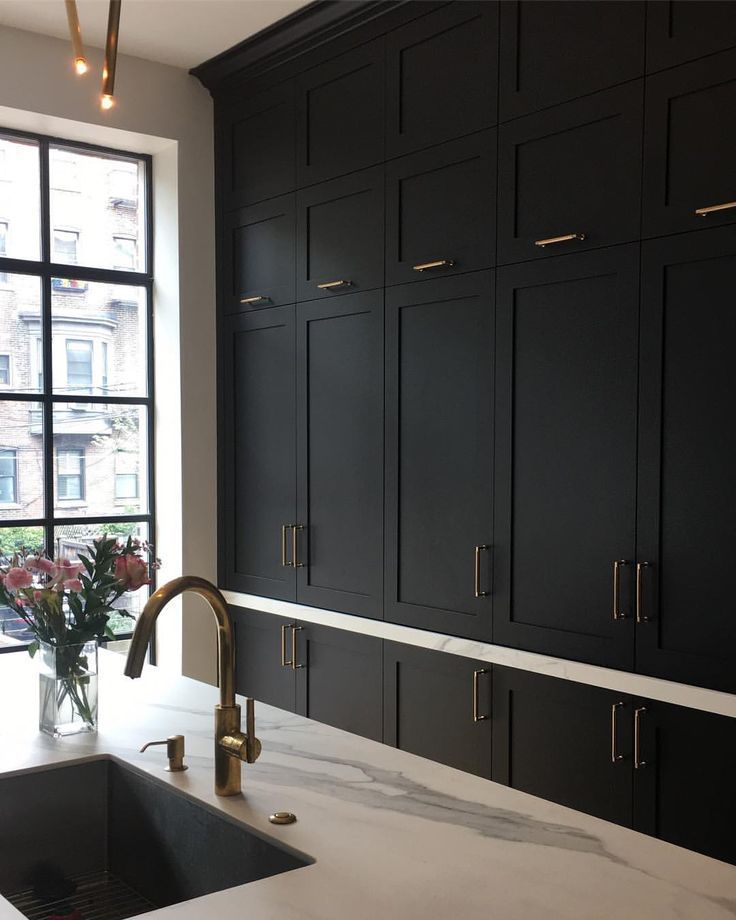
left=636, top=562, right=651, bottom=623
left=412, top=259, right=455, bottom=272
left=472, top=668, right=489, bottom=722
left=317, top=280, right=352, bottom=290
left=474, top=545, right=490, bottom=598
left=291, top=625, right=304, bottom=670
left=634, top=706, right=647, bottom=769
left=611, top=703, right=625, bottom=763
left=280, top=623, right=293, bottom=668
left=695, top=200, right=736, bottom=217
left=534, top=233, right=586, bottom=248
left=612, top=559, right=630, bottom=620
left=292, top=524, right=304, bottom=568
left=240, top=295, right=271, bottom=305
left=281, top=524, right=294, bottom=567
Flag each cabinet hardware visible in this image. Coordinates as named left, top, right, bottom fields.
left=240, top=295, right=271, bottom=305
left=534, top=233, right=586, bottom=248
left=610, top=702, right=625, bottom=763
left=280, top=623, right=293, bottom=668
left=612, top=559, right=630, bottom=620
left=695, top=200, right=736, bottom=217
left=291, top=624, right=304, bottom=670
left=292, top=524, right=304, bottom=567
left=635, top=561, right=651, bottom=623
left=317, top=280, right=352, bottom=290
left=472, top=668, right=489, bottom=722
left=412, top=259, right=455, bottom=272
left=140, top=734, right=188, bottom=772
left=474, top=544, right=490, bottom=597
left=634, top=706, right=647, bottom=769
left=281, top=524, right=294, bottom=567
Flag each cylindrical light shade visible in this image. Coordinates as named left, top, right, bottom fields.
left=101, top=0, right=122, bottom=109
left=64, top=0, right=88, bottom=75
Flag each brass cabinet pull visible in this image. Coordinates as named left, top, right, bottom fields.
left=612, top=559, right=630, bottom=620
left=292, top=524, right=304, bottom=568
left=534, top=233, right=586, bottom=248
left=695, top=200, right=736, bottom=217
left=610, top=702, right=625, bottom=763
left=472, top=669, right=489, bottom=722
left=281, top=524, right=294, bottom=567
left=474, top=545, right=490, bottom=597
left=240, top=294, right=271, bottom=305
left=280, top=623, right=293, bottom=668
left=317, top=280, right=352, bottom=290
left=412, top=259, right=455, bottom=272
left=636, top=562, right=651, bottom=623
left=634, top=706, right=647, bottom=769
left=291, top=624, right=304, bottom=670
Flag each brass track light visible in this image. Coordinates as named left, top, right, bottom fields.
left=64, top=0, right=88, bottom=75
left=101, top=0, right=122, bottom=111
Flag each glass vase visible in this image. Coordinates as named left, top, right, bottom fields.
left=38, top=640, right=98, bottom=736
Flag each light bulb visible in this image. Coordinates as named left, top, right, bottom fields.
left=100, top=94, right=115, bottom=111
left=74, top=57, right=88, bottom=75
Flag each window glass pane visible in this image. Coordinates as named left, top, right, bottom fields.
left=0, top=274, right=42, bottom=394
left=52, top=278, right=147, bottom=397
left=0, top=355, right=10, bottom=385
left=0, top=525, right=44, bottom=647
left=49, top=146, right=146, bottom=272
left=0, top=400, right=44, bottom=518
left=0, top=136, right=41, bottom=261
left=53, top=228, right=79, bottom=264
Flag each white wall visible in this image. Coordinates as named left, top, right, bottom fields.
left=0, top=25, right=219, bottom=683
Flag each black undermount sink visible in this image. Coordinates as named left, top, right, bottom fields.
left=0, top=758, right=311, bottom=920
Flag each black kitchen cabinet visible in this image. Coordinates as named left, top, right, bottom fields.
left=385, top=271, right=493, bottom=640
left=385, top=1, right=498, bottom=158
left=492, top=668, right=633, bottom=827
left=636, top=228, right=736, bottom=693
left=383, top=642, right=492, bottom=778
left=295, top=291, right=383, bottom=619
left=296, top=167, right=383, bottom=302
left=223, top=194, right=295, bottom=313
left=643, top=49, right=736, bottom=238
left=233, top=607, right=296, bottom=712
left=385, top=131, right=496, bottom=287
left=494, top=247, right=639, bottom=669
left=499, top=1, right=645, bottom=121
left=646, top=1, right=736, bottom=72
left=497, top=82, right=643, bottom=264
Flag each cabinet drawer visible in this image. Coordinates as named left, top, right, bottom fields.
left=296, top=167, right=383, bottom=302
left=385, top=131, right=496, bottom=286
left=498, top=82, right=643, bottom=265
left=646, top=0, right=736, bottom=72
left=223, top=195, right=296, bottom=313
left=643, top=49, right=736, bottom=238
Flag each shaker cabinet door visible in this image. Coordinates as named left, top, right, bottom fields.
left=233, top=607, right=296, bottom=713
left=646, top=0, right=736, bottom=72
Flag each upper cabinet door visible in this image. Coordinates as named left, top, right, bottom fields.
left=636, top=228, right=736, bottom=693
left=296, top=167, right=383, bottom=302
left=297, top=39, right=384, bottom=186
left=646, top=1, right=736, bottom=72
left=385, top=130, right=496, bottom=287
left=643, top=50, right=736, bottom=238
left=494, top=247, right=639, bottom=670
left=385, top=271, right=494, bottom=641
left=295, top=290, right=383, bottom=619
left=219, top=82, right=295, bottom=210
left=499, top=1, right=645, bottom=120
left=498, top=82, right=643, bottom=265
left=386, top=2, right=498, bottom=158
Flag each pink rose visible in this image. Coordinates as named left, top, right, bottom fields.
left=5, top=567, right=33, bottom=590
left=114, top=554, right=150, bottom=591
left=63, top=578, right=83, bottom=593
left=57, top=559, right=83, bottom=579
left=33, top=590, right=43, bottom=602
left=37, top=558, right=57, bottom=575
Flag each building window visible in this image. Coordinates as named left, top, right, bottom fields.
left=53, top=229, right=79, bottom=264
left=57, top=448, right=85, bottom=501
left=113, top=235, right=137, bottom=270
left=101, top=341, right=109, bottom=394
left=109, top=166, right=138, bottom=205
left=115, top=473, right=139, bottom=500
left=0, top=355, right=9, bottom=386
left=0, top=450, right=17, bottom=504
left=65, top=339, right=94, bottom=394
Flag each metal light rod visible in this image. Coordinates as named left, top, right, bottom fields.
left=64, top=0, right=88, bottom=75
left=101, top=0, right=122, bottom=110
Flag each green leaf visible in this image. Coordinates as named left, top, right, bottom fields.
left=27, top=640, right=39, bottom=658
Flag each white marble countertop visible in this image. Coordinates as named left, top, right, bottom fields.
left=1, top=650, right=735, bottom=920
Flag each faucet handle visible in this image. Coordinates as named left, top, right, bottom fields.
left=140, top=734, right=188, bottom=772
left=245, top=698, right=261, bottom=764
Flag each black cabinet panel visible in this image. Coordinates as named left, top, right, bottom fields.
left=297, top=39, right=384, bottom=185
left=643, top=50, right=736, bottom=238
left=223, top=308, right=296, bottom=600
left=223, top=195, right=295, bottom=313
left=498, top=82, right=643, bottom=264
left=646, top=1, right=736, bottom=72
left=295, top=623, right=383, bottom=741
left=636, top=228, right=736, bottom=692
left=386, top=2, right=498, bottom=158
left=296, top=291, right=383, bottom=618
left=500, top=1, right=645, bottom=120
left=233, top=607, right=296, bottom=712
left=385, top=272, right=493, bottom=640
left=296, top=167, right=383, bottom=302
left=383, top=643, right=492, bottom=778
left=494, top=247, right=639, bottom=668
left=385, top=131, right=496, bottom=286
left=493, top=668, right=633, bottom=826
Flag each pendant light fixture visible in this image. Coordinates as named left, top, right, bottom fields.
left=64, top=0, right=88, bottom=75
left=101, top=0, right=122, bottom=111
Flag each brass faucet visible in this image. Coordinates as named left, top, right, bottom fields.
left=124, top=576, right=261, bottom=796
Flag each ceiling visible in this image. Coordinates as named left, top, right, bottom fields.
left=0, top=0, right=310, bottom=69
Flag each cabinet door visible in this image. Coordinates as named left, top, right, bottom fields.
left=218, top=82, right=296, bottom=209
left=385, top=272, right=493, bottom=640
left=296, top=167, right=383, bottom=302
left=386, top=2, right=498, bottom=158
left=498, top=82, right=643, bottom=265
left=233, top=607, right=296, bottom=712
left=222, top=308, right=296, bottom=600
left=646, top=1, right=736, bottom=72
left=295, top=623, right=383, bottom=741
left=637, top=228, right=736, bottom=692
left=494, top=247, right=639, bottom=669
left=297, top=39, right=384, bottom=185
left=499, top=1, right=645, bottom=120
left=223, top=194, right=295, bottom=313
left=643, top=50, right=736, bottom=238
left=633, top=701, right=736, bottom=865
left=383, top=643, right=492, bottom=778
left=385, top=131, right=496, bottom=287
left=492, top=668, right=633, bottom=827
left=296, top=291, right=383, bottom=618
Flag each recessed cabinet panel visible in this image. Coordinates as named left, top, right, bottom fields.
left=233, top=607, right=296, bottom=712
left=494, top=247, right=639, bottom=668
left=646, top=1, right=736, bottom=72
left=636, top=229, right=736, bottom=693
left=498, top=82, right=643, bottom=265
left=499, top=1, right=645, bottom=120
left=297, top=39, right=384, bottom=185
left=643, top=50, right=736, bottom=238
left=224, top=195, right=295, bottom=312
left=386, top=2, right=498, bottom=157
left=385, top=272, right=493, bottom=640
left=385, top=131, right=496, bottom=286
left=383, top=643, right=492, bottom=778
left=296, top=167, right=383, bottom=302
